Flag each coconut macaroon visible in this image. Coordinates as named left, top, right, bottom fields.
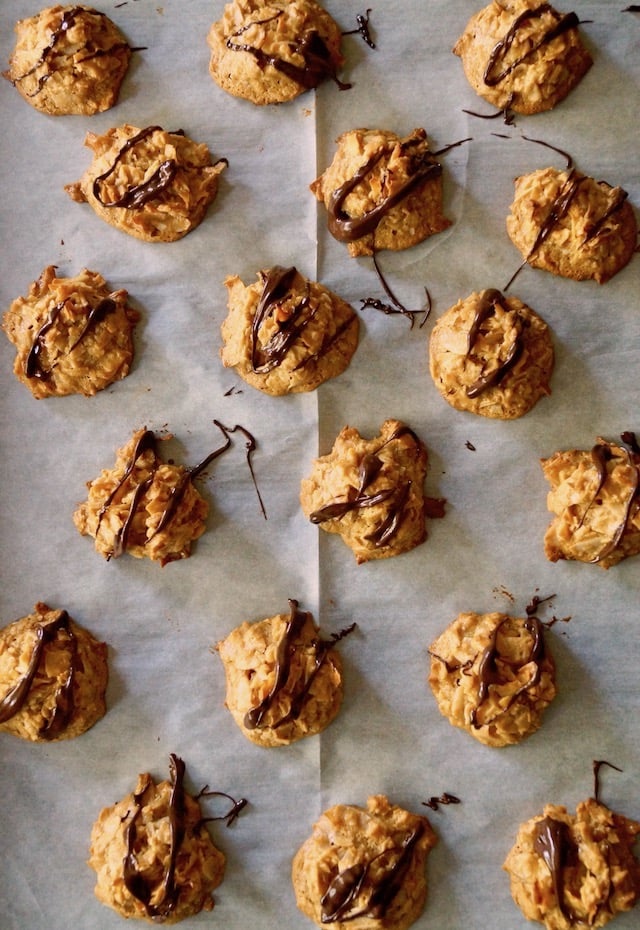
left=311, top=128, right=451, bottom=257
left=65, top=124, right=227, bottom=242
left=429, top=288, right=554, bottom=419
left=504, top=796, right=640, bottom=930
left=453, top=0, right=592, bottom=115
left=506, top=167, right=637, bottom=284
left=292, top=794, right=438, bottom=930
left=89, top=754, right=229, bottom=923
left=3, top=5, right=132, bottom=116
left=2, top=265, right=139, bottom=399
left=0, top=602, right=108, bottom=742
left=428, top=610, right=557, bottom=748
left=216, top=599, right=352, bottom=747
left=73, top=428, right=210, bottom=566
left=220, top=266, right=359, bottom=395
left=300, top=419, right=443, bottom=564
left=541, top=435, right=640, bottom=569
left=207, top=0, right=346, bottom=105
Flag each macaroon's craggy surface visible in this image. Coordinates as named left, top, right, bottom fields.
left=217, top=598, right=346, bottom=746
left=300, top=419, right=441, bottom=564
left=220, top=266, right=359, bottom=395
left=428, top=610, right=557, bottom=747
left=311, top=128, right=451, bottom=257
left=3, top=4, right=132, bottom=115
left=503, top=797, right=640, bottom=930
left=453, top=0, right=592, bottom=115
left=65, top=124, right=227, bottom=242
left=541, top=435, right=640, bottom=568
left=292, top=794, right=437, bottom=930
left=506, top=167, right=637, bottom=284
left=89, top=754, right=227, bottom=923
left=2, top=265, right=139, bottom=398
left=0, top=602, right=108, bottom=741
left=207, top=0, right=345, bottom=105
left=429, top=288, right=554, bottom=419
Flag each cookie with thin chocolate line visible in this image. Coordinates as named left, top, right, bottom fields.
left=453, top=0, right=593, bottom=115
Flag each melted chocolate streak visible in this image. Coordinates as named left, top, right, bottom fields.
left=360, top=253, right=432, bottom=329
left=483, top=4, right=580, bottom=87
left=92, top=126, right=180, bottom=209
left=226, top=12, right=350, bottom=91
left=309, top=426, right=421, bottom=547
left=11, top=8, right=128, bottom=95
left=0, top=610, right=77, bottom=738
left=464, top=288, right=524, bottom=397
left=533, top=816, right=575, bottom=920
left=243, top=600, right=355, bottom=731
left=321, top=826, right=423, bottom=923
left=578, top=440, right=640, bottom=563
left=250, top=266, right=357, bottom=373
left=25, top=296, right=117, bottom=379
left=422, top=793, right=461, bottom=811
left=98, top=422, right=264, bottom=560
left=504, top=169, right=629, bottom=291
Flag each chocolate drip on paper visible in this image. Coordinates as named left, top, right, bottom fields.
left=226, top=13, right=350, bottom=91
left=0, top=609, right=77, bottom=738
left=422, top=793, right=461, bottom=811
left=321, top=825, right=424, bottom=923
left=342, top=9, right=376, bottom=48
left=483, top=4, right=580, bottom=87
left=464, top=288, right=524, bottom=397
left=25, top=296, right=117, bottom=379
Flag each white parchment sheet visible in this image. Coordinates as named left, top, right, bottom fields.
left=1, top=2, right=639, bottom=928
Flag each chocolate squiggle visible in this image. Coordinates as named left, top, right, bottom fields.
left=226, top=12, right=349, bottom=91
left=25, top=295, right=117, bottom=379
left=483, top=4, right=580, bottom=87
left=581, top=441, right=639, bottom=564
left=464, top=288, right=525, bottom=397
left=533, top=816, right=576, bottom=919
left=0, top=609, right=77, bottom=738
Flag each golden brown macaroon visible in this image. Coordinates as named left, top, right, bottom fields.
left=429, top=288, right=554, bottom=419
left=292, top=794, right=438, bottom=930
left=311, top=128, right=451, bottom=257
left=2, top=265, right=139, bottom=399
left=0, top=602, right=108, bottom=742
left=503, top=797, right=640, bottom=930
left=73, top=428, right=210, bottom=566
left=3, top=4, right=132, bottom=116
left=541, top=435, right=640, bottom=569
left=453, top=0, right=592, bottom=115
left=207, top=0, right=346, bottom=105
left=220, top=266, right=359, bottom=395
left=217, top=598, right=351, bottom=747
left=506, top=166, right=637, bottom=284
left=428, top=610, right=557, bottom=748
left=65, top=124, right=227, bottom=242
left=89, top=754, right=228, bottom=923
left=300, top=419, right=443, bottom=564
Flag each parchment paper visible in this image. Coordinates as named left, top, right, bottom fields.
left=1, top=2, right=639, bottom=929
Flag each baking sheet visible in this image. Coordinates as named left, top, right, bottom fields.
left=0, top=2, right=639, bottom=928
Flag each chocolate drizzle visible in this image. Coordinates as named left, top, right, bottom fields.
left=483, top=4, right=580, bottom=87
left=469, top=615, right=546, bottom=729
left=92, top=126, right=188, bottom=209
left=533, top=816, right=576, bottom=919
left=360, top=253, right=432, bottom=329
left=309, top=425, right=421, bottom=547
left=464, top=288, right=525, bottom=397
left=0, top=608, right=77, bottom=738
left=7, top=7, right=126, bottom=96
left=422, top=793, right=461, bottom=811
left=320, top=825, right=424, bottom=923
left=249, top=266, right=357, bottom=374
left=342, top=9, right=376, bottom=48
left=243, top=600, right=355, bottom=730
left=97, top=421, right=264, bottom=561
left=226, top=13, right=350, bottom=91
left=328, top=145, right=442, bottom=243
left=581, top=441, right=639, bottom=564
left=25, top=295, right=117, bottom=380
